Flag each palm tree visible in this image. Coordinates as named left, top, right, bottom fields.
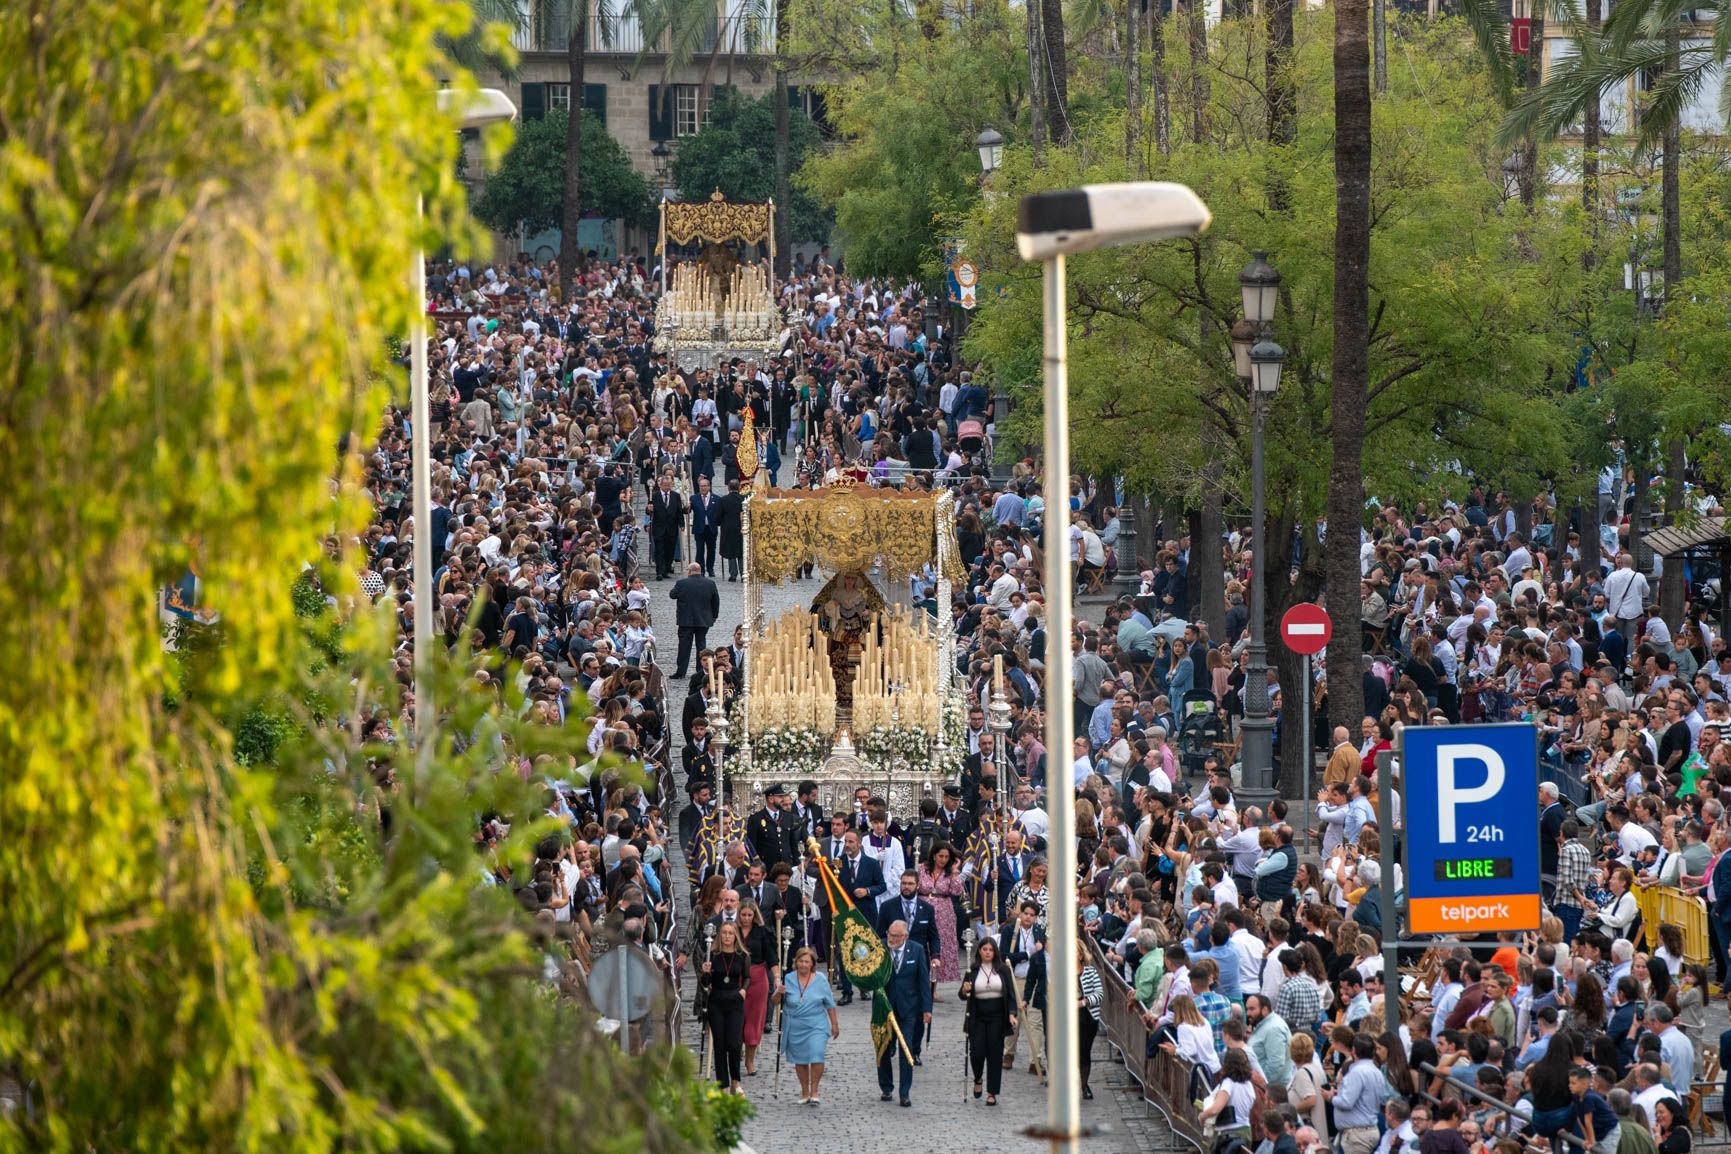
left=533, top=0, right=720, bottom=299
left=1326, top=0, right=1372, bottom=736
left=446, top=0, right=536, bottom=76
left=1499, top=0, right=1698, bottom=619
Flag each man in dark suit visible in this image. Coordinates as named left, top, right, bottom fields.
left=746, top=784, right=798, bottom=869
left=961, top=732, right=998, bottom=813
left=669, top=562, right=721, bottom=679
left=999, top=901, right=1048, bottom=1076
left=714, top=481, right=746, bottom=581
left=689, top=475, right=720, bottom=577
left=593, top=464, right=629, bottom=531
left=1708, top=827, right=1731, bottom=984
left=790, top=780, right=825, bottom=845
left=875, top=922, right=933, bottom=1106
left=991, top=829, right=1032, bottom=926
left=678, top=779, right=715, bottom=852
left=682, top=718, right=716, bottom=788
left=688, top=429, right=715, bottom=487
left=428, top=495, right=452, bottom=569
left=648, top=473, right=684, bottom=579
left=875, top=870, right=941, bottom=966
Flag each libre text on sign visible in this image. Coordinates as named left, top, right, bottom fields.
left=1401, top=723, right=1541, bottom=935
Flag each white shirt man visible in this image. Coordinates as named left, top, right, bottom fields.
left=1604, top=556, right=1649, bottom=621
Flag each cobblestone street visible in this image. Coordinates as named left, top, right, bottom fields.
left=647, top=552, right=1172, bottom=1154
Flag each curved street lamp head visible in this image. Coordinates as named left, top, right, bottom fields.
left=437, top=87, right=519, bottom=130
left=1249, top=337, right=1286, bottom=395
left=976, top=127, right=1005, bottom=176
left=1015, top=182, right=1211, bottom=261
left=1239, top=250, right=1281, bottom=325
left=1230, top=317, right=1259, bottom=380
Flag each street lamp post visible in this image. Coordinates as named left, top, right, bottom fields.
left=1234, top=252, right=1285, bottom=804
left=1016, top=182, right=1211, bottom=1154
left=411, top=89, right=517, bottom=761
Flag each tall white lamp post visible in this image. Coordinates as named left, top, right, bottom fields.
left=1014, top=182, right=1210, bottom=1153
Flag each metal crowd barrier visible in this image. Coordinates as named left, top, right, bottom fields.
left=1084, top=935, right=1205, bottom=1152
left=1633, top=884, right=1713, bottom=964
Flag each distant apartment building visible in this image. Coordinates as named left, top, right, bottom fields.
left=472, top=1, right=820, bottom=260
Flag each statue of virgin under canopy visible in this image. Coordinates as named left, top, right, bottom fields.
left=810, top=571, right=885, bottom=711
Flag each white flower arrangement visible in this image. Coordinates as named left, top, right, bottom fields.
left=752, top=726, right=829, bottom=776
left=858, top=725, right=931, bottom=765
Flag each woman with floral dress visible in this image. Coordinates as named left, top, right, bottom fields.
left=917, top=842, right=965, bottom=988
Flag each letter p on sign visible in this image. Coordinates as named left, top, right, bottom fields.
left=1436, top=743, right=1504, bottom=843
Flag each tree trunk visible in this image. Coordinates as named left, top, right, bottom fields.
left=1372, top=0, right=1387, bottom=94
left=1265, top=0, right=1295, bottom=209
left=1184, top=0, right=1209, bottom=144
left=1150, top=0, right=1171, bottom=155
left=1274, top=515, right=1326, bottom=797
left=1518, top=2, right=1543, bottom=209
left=1582, top=0, right=1600, bottom=263
left=1028, top=0, right=1046, bottom=162
left=773, top=1, right=792, bottom=279
left=559, top=3, right=589, bottom=302
left=1126, top=0, right=1143, bottom=168
left=1659, top=25, right=1685, bottom=630
left=1514, top=497, right=1533, bottom=541
left=1198, top=423, right=1228, bottom=639
left=1326, top=0, right=1371, bottom=744
left=1662, top=437, right=1687, bottom=626
left=1578, top=496, right=1601, bottom=581
left=1042, top=0, right=1071, bottom=144
left=1630, top=460, right=1650, bottom=573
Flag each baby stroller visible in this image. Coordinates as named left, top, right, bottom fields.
left=1177, top=689, right=1223, bottom=780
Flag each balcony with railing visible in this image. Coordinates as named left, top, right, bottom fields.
left=510, top=6, right=775, bottom=56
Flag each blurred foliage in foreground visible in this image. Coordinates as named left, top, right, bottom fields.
left=0, top=0, right=720, bottom=1149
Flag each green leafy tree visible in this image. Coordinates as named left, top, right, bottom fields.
left=959, top=13, right=1582, bottom=788
left=673, top=90, right=830, bottom=244
left=475, top=108, right=655, bottom=236
left=0, top=0, right=719, bottom=1149
left=798, top=0, right=1027, bottom=277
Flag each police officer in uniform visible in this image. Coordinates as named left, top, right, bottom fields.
left=746, top=783, right=799, bottom=869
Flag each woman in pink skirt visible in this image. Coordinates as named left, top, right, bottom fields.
left=737, top=901, right=779, bottom=1075
left=917, top=842, right=965, bottom=994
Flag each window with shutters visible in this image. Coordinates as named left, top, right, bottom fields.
left=547, top=83, right=571, bottom=111
left=583, top=84, right=608, bottom=126
left=674, top=85, right=701, bottom=137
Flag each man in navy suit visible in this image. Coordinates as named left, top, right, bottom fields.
left=876, top=921, right=933, bottom=1106
left=690, top=475, right=720, bottom=577
left=876, top=870, right=941, bottom=969
left=991, top=830, right=1033, bottom=929
left=1707, top=825, right=1731, bottom=984
left=833, top=830, right=886, bottom=1004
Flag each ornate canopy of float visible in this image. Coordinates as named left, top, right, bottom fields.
left=654, top=192, right=787, bottom=371
left=733, top=451, right=969, bottom=817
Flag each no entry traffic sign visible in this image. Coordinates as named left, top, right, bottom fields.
left=1279, top=603, right=1332, bottom=656
left=1401, top=724, right=1541, bottom=934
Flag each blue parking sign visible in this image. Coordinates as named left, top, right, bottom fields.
left=1401, top=724, right=1541, bottom=934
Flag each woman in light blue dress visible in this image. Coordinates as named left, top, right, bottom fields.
left=776, top=946, right=840, bottom=1105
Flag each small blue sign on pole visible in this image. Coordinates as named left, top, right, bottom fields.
left=1401, top=723, right=1541, bottom=935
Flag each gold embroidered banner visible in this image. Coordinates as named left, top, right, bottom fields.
left=747, top=484, right=966, bottom=585
left=664, top=191, right=772, bottom=245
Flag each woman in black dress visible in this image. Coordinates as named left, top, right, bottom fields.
left=701, top=921, right=752, bottom=1093
left=961, top=938, right=1019, bottom=1106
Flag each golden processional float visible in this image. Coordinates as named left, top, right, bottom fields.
left=654, top=191, right=788, bottom=372
left=730, top=417, right=970, bottom=816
